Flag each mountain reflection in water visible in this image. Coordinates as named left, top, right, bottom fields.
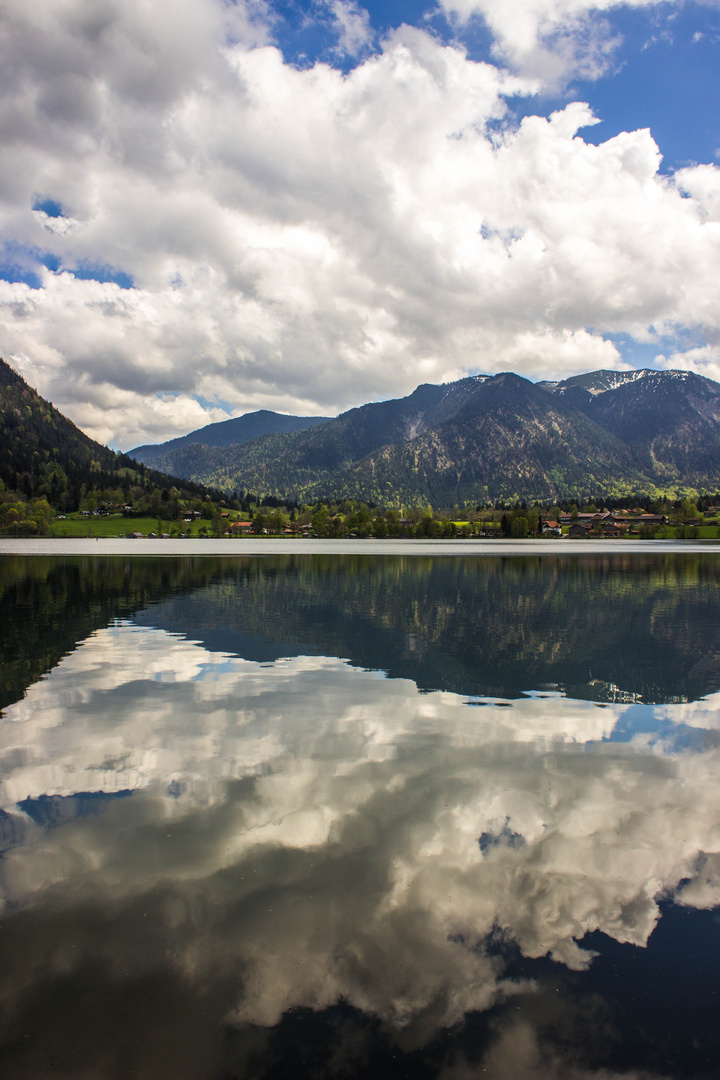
left=1, top=553, right=720, bottom=1079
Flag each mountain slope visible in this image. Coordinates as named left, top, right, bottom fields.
left=140, top=378, right=485, bottom=489
left=0, top=358, right=121, bottom=501
left=9, top=356, right=720, bottom=509
left=0, top=357, right=220, bottom=508
left=154, top=371, right=658, bottom=503
left=333, top=373, right=649, bottom=503
left=544, top=369, right=720, bottom=482
left=537, top=369, right=659, bottom=411
left=538, top=369, right=657, bottom=396
left=137, top=377, right=496, bottom=481
left=130, top=409, right=332, bottom=464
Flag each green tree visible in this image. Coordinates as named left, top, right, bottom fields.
left=312, top=507, right=330, bottom=535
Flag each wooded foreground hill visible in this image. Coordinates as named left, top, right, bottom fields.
left=0, top=358, right=227, bottom=527
left=132, top=368, right=720, bottom=504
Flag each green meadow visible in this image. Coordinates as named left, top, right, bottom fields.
left=49, top=516, right=210, bottom=539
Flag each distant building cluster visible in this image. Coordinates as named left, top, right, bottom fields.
left=555, top=510, right=671, bottom=538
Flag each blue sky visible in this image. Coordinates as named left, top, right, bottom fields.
left=270, top=1, right=720, bottom=170
left=1, top=0, right=719, bottom=447
left=527, top=3, right=720, bottom=171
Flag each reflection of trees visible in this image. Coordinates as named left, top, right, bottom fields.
left=142, top=554, right=720, bottom=703
left=0, top=556, right=240, bottom=713
left=4, top=553, right=720, bottom=710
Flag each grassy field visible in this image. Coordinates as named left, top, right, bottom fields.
left=49, top=516, right=215, bottom=538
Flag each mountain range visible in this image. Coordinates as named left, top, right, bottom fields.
left=130, top=409, right=331, bottom=464
left=129, top=368, right=720, bottom=504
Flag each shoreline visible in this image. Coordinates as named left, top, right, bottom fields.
left=1, top=537, right=720, bottom=556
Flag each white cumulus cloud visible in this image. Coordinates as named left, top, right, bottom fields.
left=322, top=0, right=373, bottom=56
left=439, top=0, right=673, bottom=82
left=0, top=0, right=719, bottom=446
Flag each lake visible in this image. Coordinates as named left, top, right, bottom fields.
left=1, top=548, right=720, bottom=1079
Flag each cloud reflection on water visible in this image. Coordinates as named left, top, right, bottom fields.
left=0, top=620, right=719, bottom=1059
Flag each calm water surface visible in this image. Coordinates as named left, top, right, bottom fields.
left=1, top=553, right=720, bottom=1079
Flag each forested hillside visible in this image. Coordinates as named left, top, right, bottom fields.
left=135, top=368, right=720, bottom=505
left=0, top=358, right=228, bottom=534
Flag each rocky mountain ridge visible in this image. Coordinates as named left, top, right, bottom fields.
left=130, top=367, right=720, bottom=504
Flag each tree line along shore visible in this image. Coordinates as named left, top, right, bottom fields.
left=4, top=489, right=719, bottom=540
